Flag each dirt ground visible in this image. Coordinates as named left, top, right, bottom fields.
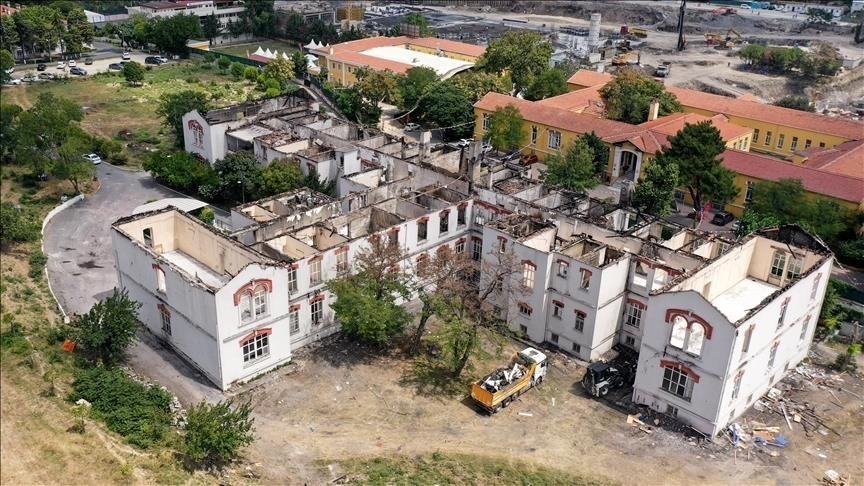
left=234, top=334, right=864, bottom=485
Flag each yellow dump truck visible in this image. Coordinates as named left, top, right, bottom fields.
left=470, top=347, right=548, bottom=413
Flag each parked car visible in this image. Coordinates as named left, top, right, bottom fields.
left=501, top=150, right=521, bottom=162
left=144, top=56, right=164, bottom=65
left=36, top=63, right=47, bottom=71
left=155, top=55, right=168, bottom=63
left=6, top=78, right=21, bottom=85
left=22, top=73, right=37, bottom=83
left=108, top=63, right=123, bottom=70
left=122, top=52, right=131, bottom=60
left=457, top=138, right=474, bottom=148
left=84, top=57, right=94, bottom=65
left=83, top=153, right=102, bottom=165
left=38, top=72, right=55, bottom=80
left=69, top=66, right=87, bottom=76
left=68, top=60, right=77, bottom=67
left=731, top=220, right=742, bottom=233
left=56, top=61, right=66, bottom=69
left=404, top=122, right=420, bottom=132
left=481, top=143, right=493, bottom=154
left=711, top=211, right=735, bottom=226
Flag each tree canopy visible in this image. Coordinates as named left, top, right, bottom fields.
left=354, top=68, right=402, bottom=105
left=15, top=92, right=84, bottom=174
left=522, top=67, right=568, bottom=101
left=661, top=121, right=738, bottom=214
left=397, top=66, right=438, bottom=111
left=148, top=14, right=202, bottom=55
left=545, top=135, right=600, bottom=192
left=256, top=158, right=303, bottom=198
left=404, top=13, right=433, bottom=37
left=486, top=104, right=525, bottom=152
left=183, top=399, right=255, bottom=469
left=202, top=152, right=261, bottom=203
left=599, top=68, right=682, bottom=124
left=122, top=60, right=145, bottom=85
left=156, top=90, right=210, bottom=147
left=632, top=153, right=679, bottom=217
left=415, top=81, right=474, bottom=140
left=449, top=70, right=513, bottom=104
left=478, top=30, right=553, bottom=95
left=773, top=95, right=813, bottom=112
left=201, top=13, right=221, bottom=44
left=73, top=289, right=141, bottom=365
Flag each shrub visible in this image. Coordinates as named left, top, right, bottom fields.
left=69, top=366, right=173, bottom=448
left=203, top=52, right=216, bottom=63
left=0, top=202, right=41, bottom=248
left=143, top=151, right=216, bottom=195
left=73, top=290, right=140, bottom=365
left=243, top=66, right=259, bottom=81
left=217, top=56, right=230, bottom=69
left=183, top=400, right=255, bottom=468
left=230, top=62, right=245, bottom=78
left=28, top=250, right=47, bottom=279
left=834, top=343, right=861, bottom=372
left=0, top=322, right=30, bottom=355
left=197, top=206, right=215, bottom=225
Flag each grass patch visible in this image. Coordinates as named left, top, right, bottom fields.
left=211, top=39, right=299, bottom=57
left=332, top=452, right=615, bottom=486
left=28, top=250, right=47, bottom=279
left=68, top=366, right=174, bottom=449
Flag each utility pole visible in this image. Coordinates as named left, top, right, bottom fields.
left=677, top=0, right=687, bottom=52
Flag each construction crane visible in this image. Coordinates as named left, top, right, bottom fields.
left=676, top=0, right=687, bottom=51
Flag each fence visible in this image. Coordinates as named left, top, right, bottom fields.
left=187, top=47, right=264, bottom=68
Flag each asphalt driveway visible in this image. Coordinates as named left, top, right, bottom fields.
left=43, top=164, right=223, bottom=404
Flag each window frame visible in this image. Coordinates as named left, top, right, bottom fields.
left=790, top=136, right=798, bottom=150
left=579, top=268, right=591, bottom=290
left=764, top=131, right=772, bottom=146
left=309, top=258, right=322, bottom=286
left=661, top=365, right=693, bottom=401
left=336, top=248, right=348, bottom=274
left=518, top=302, right=532, bottom=317
left=776, top=133, right=785, bottom=149
left=521, top=261, right=535, bottom=289
left=552, top=301, right=563, bottom=319
left=574, top=311, right=585, bottom=332
left=289, top=306, right=300, bottom=335
left=242, top=333, right=270, bottom=364
left=311, top=298, right=323, bottom=324
left=752, top=128, right=759, bottom=144
left=556, top=260, right=568, bottom=277
left=767, top=341, right=779, bottom=368
left=770, top=251, right=786, bottom=278
left=159, top=306, right=171, bottom=335
left=287, top=266, right=298, bottom=292
left=471, top=238, right=482, bottom=261
left=439, top=211, right=450, bottom=234
left=625, top=302, right=643, bottom=328
left=417, top=219, right=428, bottom=242
left=531, top=125, right=538, bottom=144
left=548, top=129, right=561, bottom=149
left=482, top=112, right=490, bottom=130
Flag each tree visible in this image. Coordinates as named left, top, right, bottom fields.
left=632, top=154, right=679, bottom=217
left=663, top=121, right=738, bottom=215
left=398, top=66, right=438, bottom=111
left=201, top=152, right=261, bottom=203
left=599, top=68, right=682, bottom=124
left=148, top=14, right=202, bottom=55
left=183, top=399, right=255, bottom=468
left=240, top=0, right=275, bottom=37
left=229, top=61, right=245, bottom=78
left=449, top=70, right=513, bottom=103
left=545, top=136, right=599, bottom=192
left=0, top=103, right=22, bottom=162
left=0, top=15, right=19, bottom=52
left=581, top=131, right=609, bottom=176
left=0, top=202, right=40, bottom=248
left=478, top=30, right=553, bottom=95
left=522, top=67, right=568, bottom=101
left=773, top=95, right=813, bottom=112
left=59, top=5, right=93, bottom=55
left=15, top=93, right=84, bottom=174
left=409, top=246, right=474, bottom=355
left=0, top=49, right=13, bottom=84
left=143, top=151, right=216, bottom=194
left=73, top=289, right=141, bottom=365
left=122, top=60, right=145, bottom=85
left=243, top=66, right=259, bottom=81
left=334, top=86, right=382, bottom=126
left=262, top=55, right=294, bottom=85
left=201, top=13, right=221, bottom=45
left=13, top=5, right=61, bottom=60
left=256, top=158, right=302, bottom=198
left=415, top=81, right=474, bottom=140
left=354, top=68, right=402, bottom=105
left=156, top=90, right=210, bottom=147
left=51, top=130, right=95, bottom=193
left=217, top=56, right=230, bottom=70
left=486, top=104, right=524, bottom=151
left=404, top=12, right=432, bottom=37
left=291, top=50, right=307, bottom=80
left=327, top=236, right=412, bottom=344
left=337, top=25, right=365, bottom=42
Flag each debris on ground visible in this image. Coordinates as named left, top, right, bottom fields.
left=822, top=469, right=848, bottom=486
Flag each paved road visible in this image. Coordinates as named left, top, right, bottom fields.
left=44, top=164, right=222, bottom=405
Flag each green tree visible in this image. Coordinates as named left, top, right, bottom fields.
left=122, top=60, right=145, bottom=85
left=73, top=289, right=141, bottom=365
left=354, top=68, right=402, bottom=105
left=143, top=151, right=216, bottom=194
left=197, top=206, right=215, bottom=225
left=156, top=90, right=210, bottom=147
left=663, top=121, right=738, bottom=214
left=240, top=0, right=275, bottom=37
left=327, top=236, right=411, bottom=344
left=0, top=103, right=22, bottom=162
left=291, top=50, right=307, bottom=79
left=183, top=399, right=255, bottom=469
left=262, top=55, right=294, bottom=85
left=581, top=131, right=609, bottom=176
left=735, top=209, right=780, bottom=237
left=148, top=14, right=202, bottom=55
left=15, top=93, right=84, bottom=174
left=773, top=95, right=813, bottom=112
left=522, top=67, right=568, bottom=101
left=0, top=15, right=19, bottom=52
left=478, top=30, right=553, bottom=95
left=51, top=130, right=95, bottom=193
left=449, top=70, right=513, bottom=103
left=415, top=81, right=474, bottom=140
left=229, top=61, right=245, bottom=78
left=807, top=7, right=833, bottom=23
left=600, top=68, right=682, bottom=124
left=486, top=104, right=524, bottom=151
left=243, top=66, right=259, bottom=81
left=398, top=66, right=438, bottom=111
left=404, top=12, right=432, bottom=37
left=202, top=152, right=261, bottom=203
left=334, top=86, right=382, bottom=126
left=0, top=202, right=40, bottom=248
left=256, top=158, right=302, bottom=197
left=738, top=43, right=766, bottom=66
left=0, top=49, right=13, bottom=83
left=59, top=5, right=93, bottom=55
left=13, top=5, right=62, bottom=60
left=545, top=136, right=599, bottom=192
left=201, top=13, right=221, bottom=45
left=632, top=154, right=679, bottom=217
left=217, top=56, right=230, bottom=70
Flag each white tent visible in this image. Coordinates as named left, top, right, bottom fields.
left=304, top=39, right=318, bottom=50
left=264, top=48, right=274, bottom=58
left=253, top=46, right=265, bottom=57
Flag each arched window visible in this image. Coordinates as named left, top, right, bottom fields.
left=236, top=281, right=271, bottom=323
left=187, top=119, right=204, bottom=147
left=686, top=323, right=705, bottom=355
left=155, top=266, right=166, bottom=293
left=670, top=315, right=687, bottom=349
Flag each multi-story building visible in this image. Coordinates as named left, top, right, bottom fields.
left=127, top=0, right=244, bottom=27
left=310, top=36, right=485, bottom=87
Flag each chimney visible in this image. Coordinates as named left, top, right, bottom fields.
left=648, top=99, right=660, bottom=121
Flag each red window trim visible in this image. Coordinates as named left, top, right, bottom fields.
left=497, top=236, right=507, bottom=242
left=336, top=245, right=349, bottom=253
left=288, top=263, right=299, bottom=270
left=289, top=304, right=301, bottom=311
left=233, top=279, right=273, bottom=305
left=626, top=298, right=646, bottom=309
left=439, top=209, right=450, bottom=217
left=664, top=309, right=713, bottom=339
left=152, top=263, right=163, bottom=271
left=157, top=303, right=170, bottom=315
left=574, top=309, right=586, bottom=317
left=388, top=227, right=400, bottom=234
left=458, top=202, right=469, bottom=209
left=518, top=302, right=533, bottom=312
left=660, top=360, right=701, bottom=383
left=417, top=216, right=429, bottom=223
left=556, top=259, right=569, bottom=266
left=309, top=255, right=323, bottom=262
left=240, top=327, right=272, bottom=345
left=456, top=237, right=466, bottom=244
left=521, top=260, right=537, bottom=268
left=552, top=300, right=564, bottom=307
left=309, top=293, right=325, bottom=303
left=471, top=236, right=483, bottom=242
left=580, top=268, right=593, bottom=277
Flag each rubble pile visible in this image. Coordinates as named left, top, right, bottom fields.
left=480, top=363, right=525, bottom=392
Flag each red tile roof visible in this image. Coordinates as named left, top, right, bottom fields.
left=566, top=70, right=613, bottom=88
left=640, top=112, right=752, bottom=141
left=406, top=37, right=486, bottom=58
left=538, top=86, right=605, bottom=115
left=311, top=35, right=484, bottom=73
left=474, top=92, right=633, bottom=139
left=667, top=86, right=864, bottom=140
left=721, top=149, right=863, bottom=203
left=800, top=139, right=864, bottom=179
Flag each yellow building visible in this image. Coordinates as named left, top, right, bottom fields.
left=310, top=36, right=485, bottom=87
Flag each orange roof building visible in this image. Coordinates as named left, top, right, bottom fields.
left=311, top=35, right=485, bottom=87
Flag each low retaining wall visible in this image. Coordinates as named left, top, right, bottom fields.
left=41, top=194, right=85, bottom=322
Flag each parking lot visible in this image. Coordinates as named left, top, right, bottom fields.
left=6, top=52, right=160, bottom=84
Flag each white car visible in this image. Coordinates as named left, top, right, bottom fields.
left=56, top=61, right=66, bottom=69
left=122, top=52, right=131, bottom=60
left=68, top=60, right=76, bottom=67
left=6, top=78, right=21, bottom=85
left=457, top=138, right=474, bottom=148
left=156, top=55, right=168, bottom=63
left=404, top=122, right=420, bottom=131
left=83, top=153, right=102, bottom=165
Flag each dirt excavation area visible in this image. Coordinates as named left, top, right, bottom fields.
left=233, top=336, right=864, bottom=485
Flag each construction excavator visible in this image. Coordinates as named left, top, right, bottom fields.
left=705, top=29, right=742, bottom=49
